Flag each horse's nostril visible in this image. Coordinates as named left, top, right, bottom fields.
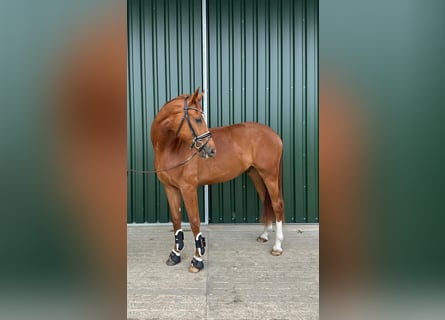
left=210, top=148, right=216, bottom=156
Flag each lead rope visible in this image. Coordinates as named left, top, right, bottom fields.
left=126, top=151, right=198, bottom=175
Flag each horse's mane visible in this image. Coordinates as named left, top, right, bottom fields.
left=164, top=94, right=189, bottom=106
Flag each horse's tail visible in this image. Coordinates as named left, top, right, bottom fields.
left=277, top=155, right=284, bottom=221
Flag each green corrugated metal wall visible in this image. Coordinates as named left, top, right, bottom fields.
left=207, top=0, right=318, bottom=223
left=127, top=0, right=318, bottom=223
left=127, top=0, right=205, bottom=223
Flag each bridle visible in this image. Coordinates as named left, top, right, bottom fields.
left=175, top=97, right=212, bottom=152
left=127, top=97, right=212, bottom=175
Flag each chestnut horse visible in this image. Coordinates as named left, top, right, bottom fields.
left=151, top=88, right=284, bottom=272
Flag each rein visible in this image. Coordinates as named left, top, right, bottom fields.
left=127, top=98, right=211, bottom=175
left=127, top=151, right=198, bottom=175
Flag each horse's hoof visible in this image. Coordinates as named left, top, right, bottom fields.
left=166, top=251, right=181, bottom=266
left=271, top=249, right=283, bottom=256
left=256, top=236, right=268, bottom=243
left=188, top=264, right=201, bottom=273
left=166, top=258, right=178, bottom=266
left=188, top=257, right=204, bottom=273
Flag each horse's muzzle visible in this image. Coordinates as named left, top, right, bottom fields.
left=192, top=131, right=216, bottom=159
left=199, top=145, right=216, bottom=159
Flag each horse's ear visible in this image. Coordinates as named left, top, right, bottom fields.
left=197, top=89, right=205, bottom=102
left=190, top=87, right=200, bottom=102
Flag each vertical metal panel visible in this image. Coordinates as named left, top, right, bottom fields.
left=306, top=0, right=319, bottom=222
left=207, top=0, right=318, bottom=223
left=202, top=0, right=210, bottom=224
left=127, top=0, right=204, bottom=223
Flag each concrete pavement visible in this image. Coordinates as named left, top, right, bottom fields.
left=127, top=224, right=319, bottom=320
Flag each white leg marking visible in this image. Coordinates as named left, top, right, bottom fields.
left=259, top=223, right=273, bottom=241
left=273, top=221, right=284, bottom=253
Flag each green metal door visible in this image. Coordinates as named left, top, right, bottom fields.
left=127, top=0, right=318, bottom=223
left=207, top=0, right=318, bottom=222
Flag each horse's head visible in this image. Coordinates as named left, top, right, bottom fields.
left=173, top=87, right=216, bottom=159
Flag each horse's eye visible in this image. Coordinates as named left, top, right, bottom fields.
left=195, top=118, right=203, bottom=124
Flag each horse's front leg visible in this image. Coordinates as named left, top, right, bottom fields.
left=164, top=186, right=184, bottom=266
left=180, top=186, right=206, bottom=273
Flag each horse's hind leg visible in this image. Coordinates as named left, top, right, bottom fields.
left=180, top=186, right=206, bottom=273
left=247, top=167, right=273, bottom=242
left=264, top=176, right=285, bottom=256
left=256, top=158, right=284, bottom=255
left=164, top=186, right=184, bottom=266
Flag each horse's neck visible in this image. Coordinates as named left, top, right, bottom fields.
left=151, top=107, right=181, bottom=152
left=152, top=121, right=171, bottom=148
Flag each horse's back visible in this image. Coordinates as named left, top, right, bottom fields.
left=210, top=122, right=282, bottom=162
left=211, top=122, right=282, bottom=148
